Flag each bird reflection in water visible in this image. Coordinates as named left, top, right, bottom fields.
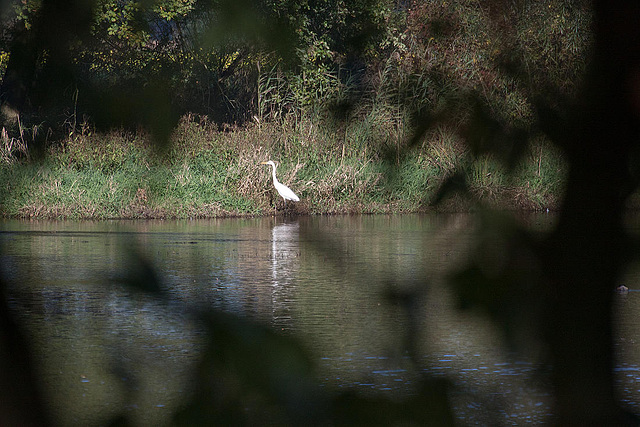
left=270, top=221, right=301, bottom=331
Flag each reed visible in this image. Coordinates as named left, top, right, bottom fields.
left=0, top=115, right=566, bottom=219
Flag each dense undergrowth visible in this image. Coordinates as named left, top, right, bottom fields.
left=0, top=114, right=565, bottom=219
left=0, top=0, right=586, bottom=219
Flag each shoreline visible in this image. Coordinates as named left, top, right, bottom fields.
left=0, top=118, right=564, bottom=220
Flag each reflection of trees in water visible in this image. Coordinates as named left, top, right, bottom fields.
left=270, top=221, right=300, bottom=331
left=3, top=282, right=199, bottom=426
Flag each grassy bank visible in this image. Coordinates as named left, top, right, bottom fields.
left=0, top=115, right=566, bottom=219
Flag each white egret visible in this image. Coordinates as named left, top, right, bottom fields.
left=261, top=160, right=300, bottom=203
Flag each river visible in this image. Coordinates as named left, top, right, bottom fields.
left=1, top=213, right=638, bottom=425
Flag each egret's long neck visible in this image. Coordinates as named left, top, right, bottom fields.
left=271, top=164, right=279, bottom=184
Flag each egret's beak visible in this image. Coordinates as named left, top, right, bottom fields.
left=260, top=161, right=268, bottom=165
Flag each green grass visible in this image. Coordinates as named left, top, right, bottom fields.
left=0, top=116, right=565, bottom=219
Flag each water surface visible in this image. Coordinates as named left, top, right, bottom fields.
left=1, top=214, right=638, bottom=425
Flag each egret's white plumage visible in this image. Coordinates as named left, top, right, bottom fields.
left=261, top=160, right=300, bottom=202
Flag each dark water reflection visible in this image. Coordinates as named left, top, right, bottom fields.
left=1, top=214, right=639, bottom=425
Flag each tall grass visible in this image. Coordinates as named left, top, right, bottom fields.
left=0, top=115, right=565, bottom=219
